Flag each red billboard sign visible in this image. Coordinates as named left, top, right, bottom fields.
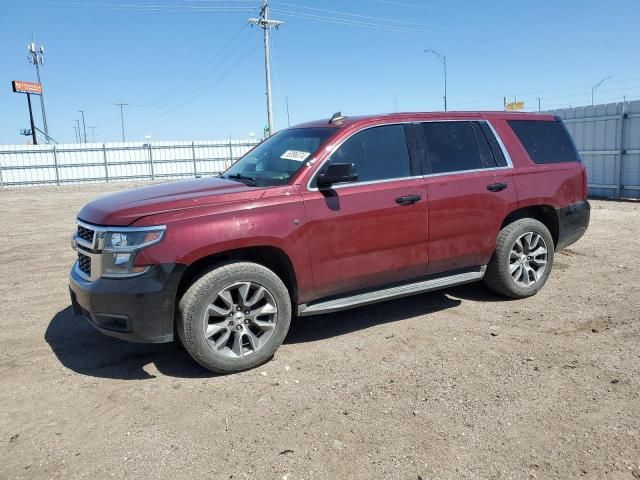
left=12, top=80, right=42, bottom=95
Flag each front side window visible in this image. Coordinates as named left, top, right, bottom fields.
left=223, top=127, right=335, bottom=187
left=419, top=121, right=483, bottom=174
left=313, top=124, right=411, bottom=187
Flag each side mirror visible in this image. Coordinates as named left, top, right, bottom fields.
left=316, top=163, right=358, bottom=188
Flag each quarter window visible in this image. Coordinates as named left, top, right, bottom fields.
left=315, top=124, right=411, bottom=186
left=508, top=120, right=580, bottom=164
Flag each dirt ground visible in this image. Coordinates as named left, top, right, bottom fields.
left=0, top=183, right=639, bottom=480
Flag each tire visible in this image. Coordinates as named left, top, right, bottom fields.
left=484, top=218, right=554, bottom=299
left=177, top=261, right=292, bottom=374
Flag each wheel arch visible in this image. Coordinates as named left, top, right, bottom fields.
left=500, top=205, right=559, bottom=248
left=176, top=246, right=299, bottom=306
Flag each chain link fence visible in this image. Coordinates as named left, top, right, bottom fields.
left=0, top=139, right=260, bottom=187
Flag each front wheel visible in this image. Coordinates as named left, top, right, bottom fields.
left=484, top=218, right=554, bottom=299
left=177, top=261, right=292, bottom=374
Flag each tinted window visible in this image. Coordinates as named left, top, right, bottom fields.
left=420, top=121, right=483, bottom=174
left=508, top=120, right=580, bottom=164
left=319, top=124, right=411, bottom=184
left=472, top=122, right=499, bottom=169
left=479, top=122, right=508, bottom=167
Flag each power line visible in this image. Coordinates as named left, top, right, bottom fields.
left=37, top=2, right=256, bottom=13
left=272, top=1, right=467, bottom=32
left=136, top=25, right=255, bottom=108
left=270, top=8, right=477, bottom=38
left=155, top=41, right=261, bottom=116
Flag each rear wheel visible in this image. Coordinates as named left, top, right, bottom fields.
left=484, top=218, right=554, bottom=299
left=177, top=261, right=291, bottom=374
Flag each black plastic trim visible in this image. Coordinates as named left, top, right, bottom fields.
left=69, top=263, right=187, bottom=343
left=555, top=200, right=590, bottom=251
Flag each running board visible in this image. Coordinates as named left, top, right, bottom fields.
left=297, top=266, right=486, bottom=317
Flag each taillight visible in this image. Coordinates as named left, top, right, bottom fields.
left=581, top=164, right=588, bottom=200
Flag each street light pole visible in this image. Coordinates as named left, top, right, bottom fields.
left=425, top=49, right=447, bottom=111
left=591, top=76, right=612, bottom=106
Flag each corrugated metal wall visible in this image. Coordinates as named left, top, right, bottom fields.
left=547, top=100, right=640, bottom=199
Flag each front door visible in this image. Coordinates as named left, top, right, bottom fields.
left=301, top=124, right=429, bottom=299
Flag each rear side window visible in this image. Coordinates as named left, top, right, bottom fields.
left=471, top=122, right=499, bottom=169
left=508, top=120, right=580, bottom=164
left=419, top=121, right=482, bottom=174
left=479, top=122, right=508, bottom=167
left=320, top=124, right=411, bottom=184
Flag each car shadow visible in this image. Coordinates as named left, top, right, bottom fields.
left=46, top=283, right=501, bottom=379
left=286, top=288, right=467, bottom=344
left=45, top=307, right=212, bottom=380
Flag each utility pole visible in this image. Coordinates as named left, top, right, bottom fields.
left=285, top=96, right=291, bottom=127
left=249, top=0, right=283, bottom=136
left=74, top=120, right=81, bottom=143
left=424, top=49, right=447, bottom=111
left=538, top=97, right=541, bottom=112
left=115, top=103, right=128, bottom=142
left=78, top=110, right=87, bottom=143
left=73, top=125, right=79, bottom=143
left=89, top=126, right=97, bottom=143
left=27, top=38, right=50, bottom=141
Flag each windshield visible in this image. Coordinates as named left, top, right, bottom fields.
left=222, top=127, right=335, bottom=187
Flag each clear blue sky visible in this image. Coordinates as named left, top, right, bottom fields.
left=1, top=0, right=639, bottom=144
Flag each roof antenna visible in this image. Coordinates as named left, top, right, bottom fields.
left=329, top=112, right=346, bottom=124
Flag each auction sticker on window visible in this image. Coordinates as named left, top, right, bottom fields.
left=280, top=150, right=310, bottom=161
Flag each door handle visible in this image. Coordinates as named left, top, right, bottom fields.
left=487, top=182, right=508, bottom=192
left=395, top=194, right=422, bottom=205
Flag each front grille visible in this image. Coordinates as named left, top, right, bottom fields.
left=77, top=224, right=94, bottom=243
left=78, top=252, right=91, bottom=277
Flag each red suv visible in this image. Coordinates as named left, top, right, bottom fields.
left=70, top=111, right=590, bottom=373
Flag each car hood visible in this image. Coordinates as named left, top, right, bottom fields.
left=78, top=177, right=264, bottom=226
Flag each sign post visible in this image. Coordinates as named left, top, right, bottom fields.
left=12, top=80, right=43, bottom=145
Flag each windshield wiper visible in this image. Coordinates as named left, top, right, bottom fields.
left=224, top=173, right=258, bottom=186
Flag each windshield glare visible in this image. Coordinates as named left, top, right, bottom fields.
left=222, top=127, right=335, bottom=186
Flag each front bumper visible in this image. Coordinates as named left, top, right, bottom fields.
left=556, top=200, right=590, bottom=251
left=69, top=262, right=186, bottom=343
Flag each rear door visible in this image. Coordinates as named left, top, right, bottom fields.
left=301, top=124, right=429, bottom=298
left=416, top=120, right=518, bottom=274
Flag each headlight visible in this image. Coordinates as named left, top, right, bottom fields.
left=101, top=226, right=166, bottom=278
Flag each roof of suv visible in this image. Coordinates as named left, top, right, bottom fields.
left=293, top=111, right=557, bottom=130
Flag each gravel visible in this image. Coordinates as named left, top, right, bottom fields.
left=0, top=183, right=639, bottom=479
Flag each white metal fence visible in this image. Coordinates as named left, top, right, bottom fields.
left=0, top=139, right=260, bottom=187
left=2, top=103, right=640, bottom=198
left=547, top=100, right=640, bottom=199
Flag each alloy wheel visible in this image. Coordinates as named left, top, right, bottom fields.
left=203, top=282, right=278, bottom=358
left=509, top=232, right=548, bottom=288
